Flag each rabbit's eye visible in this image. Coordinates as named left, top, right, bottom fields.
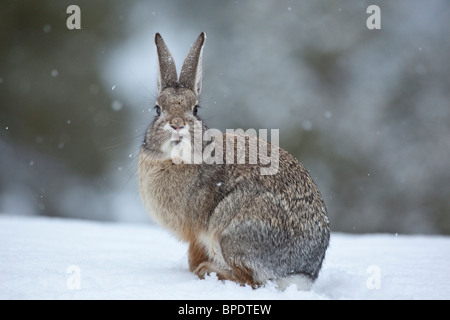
left=193, top=105, right=199, bottom=116
left=154, top=105, right=161, bottom=116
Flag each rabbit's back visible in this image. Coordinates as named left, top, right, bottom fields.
left=203, top=134, right=330, bottom=282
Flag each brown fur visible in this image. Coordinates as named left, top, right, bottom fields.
left=188, top=240, right=209, bottom=272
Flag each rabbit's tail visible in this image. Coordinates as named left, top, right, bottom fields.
left=274, top=274, right=313, bottom=291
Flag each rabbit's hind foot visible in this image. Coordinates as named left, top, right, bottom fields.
left=193, top=261, right=260, bottom=289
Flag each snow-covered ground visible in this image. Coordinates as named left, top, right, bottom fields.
left=1, top=215, right=449, bottom=300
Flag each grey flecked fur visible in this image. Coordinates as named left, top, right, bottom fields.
left=138, top=33, right=330, bottom=288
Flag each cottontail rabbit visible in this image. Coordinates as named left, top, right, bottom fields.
left=138, top=32, right=330, bottom=289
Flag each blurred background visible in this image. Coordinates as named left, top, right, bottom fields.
left=1, top=0, right=449, bottom=234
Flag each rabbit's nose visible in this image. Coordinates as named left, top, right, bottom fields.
left=170, top=117, right=185, bottom=131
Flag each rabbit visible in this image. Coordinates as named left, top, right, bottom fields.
left=138, top=32, right=330, bottom=289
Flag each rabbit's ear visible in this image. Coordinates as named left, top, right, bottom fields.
left=179, top=32, right=206, bottom=97
left=155, top=33, right=178, bottom=93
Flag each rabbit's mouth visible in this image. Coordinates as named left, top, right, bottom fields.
left=168, top=124, right=190, bottom=144
left=170, top=133, right=183, bottom=144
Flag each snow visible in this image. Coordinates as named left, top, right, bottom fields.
left=1, top=215, right=449, bottom=300
left=111, top=100, right=123, bottom=111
